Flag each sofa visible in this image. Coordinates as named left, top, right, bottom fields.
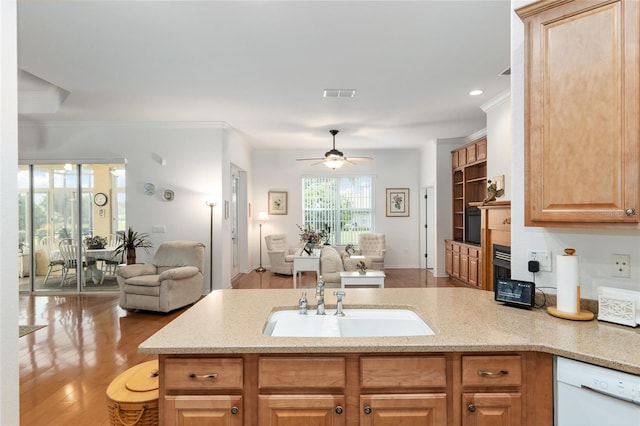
left=319, top=246, right=346, bottom=286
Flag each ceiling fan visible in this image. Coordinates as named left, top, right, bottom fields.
left=296, top=130, right=373, bottom=170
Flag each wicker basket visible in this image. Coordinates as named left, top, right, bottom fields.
left=106, top=360, right=159, bottom=426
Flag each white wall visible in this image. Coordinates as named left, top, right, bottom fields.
left=0, top=0, right=20, bottom=423
left=510, top=0, right=640, bottom=298
left=18, top=122, right=253, bottom=291
left=483, top=91, right=512, bottom=201
left=251, top=148, right=422, bottom=269
left=421, top=137, right=468, bottom=276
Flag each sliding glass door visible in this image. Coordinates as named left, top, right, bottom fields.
left=18, top=163, right=125, bottom=293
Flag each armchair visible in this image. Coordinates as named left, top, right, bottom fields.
left=264, top=234, right=297, bottom=275
left=116, top=240, right=205, bottom=313
left=343, top=233, right=386, bottom=270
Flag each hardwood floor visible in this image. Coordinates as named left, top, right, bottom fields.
left=19, top=269, right=454, bottom=425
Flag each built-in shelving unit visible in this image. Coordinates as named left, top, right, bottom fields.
left=450, top=137, right=487, bottom=242
left=446, top=137, right=487, bottom=289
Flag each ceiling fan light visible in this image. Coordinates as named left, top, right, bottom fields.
left=324, top=158, right=345, bottom=170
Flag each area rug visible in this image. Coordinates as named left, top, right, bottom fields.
left=19, top=325, right=46, bottom=338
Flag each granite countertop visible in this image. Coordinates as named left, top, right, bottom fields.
left=139, top=287, right=640, bottom=375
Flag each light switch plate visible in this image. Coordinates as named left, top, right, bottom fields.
left=152, top=225, right=166, bottom=233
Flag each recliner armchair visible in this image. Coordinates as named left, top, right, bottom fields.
left=264, top=234, right=298, bottom=275
left=116, top=240, right=205, bottom=312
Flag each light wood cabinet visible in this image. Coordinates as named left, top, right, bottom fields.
left=360, top=394, right=447, bottom=426
left=159, top=352, right=551, bottom=426
left=258, top=395, right=345, bottom=426
left=164, top=395, right=243, bottom=426
left=462, top=354, right=523, bottom=426
left=445, top=240, right=482, bottom=289
left=462, top=393, right=522, bottom=426
left=517, top=0, right=640, bottom=227
left=360, top=356, right=448, bottom=425
left=258, top=356, right=346, bottom=425
left=161, top=357, right=244, bottom=426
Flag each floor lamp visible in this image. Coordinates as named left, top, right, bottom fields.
left=256, top=212, right=268, bottom=272
left=205, top=200, right=217, bottom=291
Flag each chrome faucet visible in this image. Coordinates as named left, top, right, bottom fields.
left=315, top=276, right=325, bottom=315
left=333, top=291, right=346, bottom=317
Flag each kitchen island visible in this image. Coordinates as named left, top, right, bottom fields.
left=140, top=287, right=640, bottom=425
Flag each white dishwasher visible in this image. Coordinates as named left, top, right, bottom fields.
left=555, top=356, right=640, bottom=426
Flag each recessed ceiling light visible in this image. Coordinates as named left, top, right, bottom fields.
left=469, top=89, right=484, bottom=96
left=323, top=89, right=356, bottom=98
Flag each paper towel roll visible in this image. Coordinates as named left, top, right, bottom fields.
left=556, top=253, right=579, bottom=313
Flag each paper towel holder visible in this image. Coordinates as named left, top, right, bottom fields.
left=547, top=248, right=595, bottom=321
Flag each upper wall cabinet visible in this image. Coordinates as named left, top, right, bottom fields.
left=517, top=0, right=640, bottom=228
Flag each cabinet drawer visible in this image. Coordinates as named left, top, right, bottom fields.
left=462, top=355, right=522, bottom=387
left=259, top=357, right=345, bottom=390
left=468, top=247, right=480, bottom=258
left=452, top=243, right=461, bottom=253
left=361, top=356, right=446, bottom=389
left=164, top=358, right=243, bottom=391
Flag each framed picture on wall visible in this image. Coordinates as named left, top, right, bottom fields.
left=268, top=191, right=288, bottom=215
left=386, top=188, right=409, bottom=217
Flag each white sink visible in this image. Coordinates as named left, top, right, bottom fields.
left=264, top=308, right=435, bottom=337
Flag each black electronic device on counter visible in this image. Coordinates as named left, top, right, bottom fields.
left=495, top=279, right=535, bottom=309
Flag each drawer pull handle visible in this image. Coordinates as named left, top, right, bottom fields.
left=363, top=406, right=372, bottom=415
left=478, top=369, right=508, bottom=377
left=468, top=403, right=476, bottom=412
left=335, top=405, right=343, bottom=414
left=188, top=373, right=218, bottom=379
left=230, top=406, right=239, bottom=415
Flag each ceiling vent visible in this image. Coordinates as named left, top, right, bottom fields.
left=323, top=89, right=356, bottom=98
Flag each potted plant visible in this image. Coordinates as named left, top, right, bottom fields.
left=115, top=227, right=153, bottom=265
left=84, top=235, right=107, bottom=249
left=356, top=260, right=367, bottom=275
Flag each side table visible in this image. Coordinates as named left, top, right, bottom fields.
left=340, top=270, right=386, bottom=288
left=293, top=249, right=321, bottom=288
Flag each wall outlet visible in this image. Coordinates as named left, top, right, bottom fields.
left=528, top=250, right=551, bottom=272
left=611, top=254, right=630, bottom=278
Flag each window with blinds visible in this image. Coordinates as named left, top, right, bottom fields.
left=302, top=176, right=374, bottom=245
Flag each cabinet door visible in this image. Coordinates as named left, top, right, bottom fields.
left=520, top=0, right=640, bottom=225
left=164, top=395, right=242, bottom=426
left=445, top=245, right=453, bottom=275
left=360, top=394, right=447, bottom=426
left=468, top=253, right=479, bottom=288
left=476, top=138, right=487, bottom=161
left=452, top=249, right=460, bottom=278
left=259, top=395, right=345, bottom=426
left=460, top=252, right=469, bottom=282
left=462, top=393, right=522, bottom=426
left=466, top=144, right=477, bottom=164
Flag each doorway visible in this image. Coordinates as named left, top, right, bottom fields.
left=18, top=163, right=126, bottom=293
left=425, top=186, right=435, bottom=269
left=230, top=164, right=248, bottom=279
